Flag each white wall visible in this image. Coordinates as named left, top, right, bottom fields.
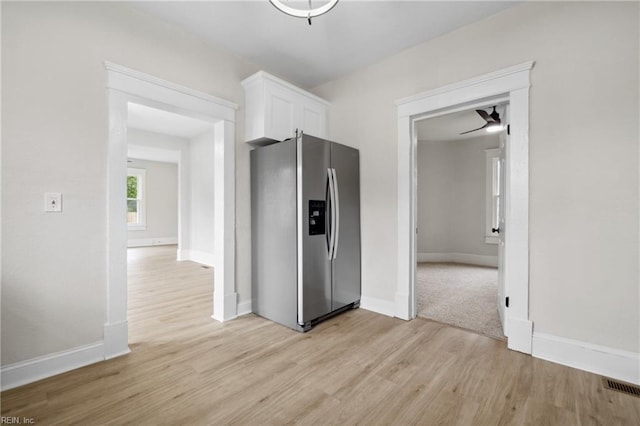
left=1, top=2, right=257, bottom=366
left=188, top=130, right=216, bottom=264
left=314, top=2, right=639, bottom=353
left=417, top=134, right=498, bottom=259
left=126, top=159, right=178, bottom=246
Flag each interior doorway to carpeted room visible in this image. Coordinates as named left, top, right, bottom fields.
left=414, top=106, right=506, bottom=341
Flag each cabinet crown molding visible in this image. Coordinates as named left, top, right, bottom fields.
left=241, top=71, right=330, bottom=106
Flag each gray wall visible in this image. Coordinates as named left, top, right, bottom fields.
left=127, top=159, right=178, bottom=244
left=314, top=1, right=639, bottom=352
left=417, top=135, right=498, bottom=258
left=2, top=2, right=257, bottom=365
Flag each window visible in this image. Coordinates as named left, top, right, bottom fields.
left=127, top=168, right=146, bottom=230
left=485, top=149, right=501, bottom=244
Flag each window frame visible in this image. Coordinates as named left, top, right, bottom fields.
left=127, top=167, right=147, bottom=231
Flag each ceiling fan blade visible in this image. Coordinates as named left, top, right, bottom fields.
left=476, top=109, right=492, bottom=123
left=460, top=123, right=488, bottom=135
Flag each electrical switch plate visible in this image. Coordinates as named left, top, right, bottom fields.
left=45, top=192, right=62, bottom=212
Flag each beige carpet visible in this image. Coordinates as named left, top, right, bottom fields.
left=416, top=262, right=505, bottom=340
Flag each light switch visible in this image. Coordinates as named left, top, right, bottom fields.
left=45, top=192, right=62, bottom=212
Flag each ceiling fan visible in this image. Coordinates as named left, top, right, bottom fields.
left=460, top=106, right=502, bottom=135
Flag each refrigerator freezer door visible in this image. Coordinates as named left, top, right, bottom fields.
left=330, top=143, right=361, bottom=311
left=299, top=135, right=333, bottom=324
left=251, top=139, right=298, bottom=329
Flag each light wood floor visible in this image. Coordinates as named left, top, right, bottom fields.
left=2, top=245, right=639, bottom=425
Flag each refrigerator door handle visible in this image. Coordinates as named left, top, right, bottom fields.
left=327, top=168, right=337, bottom=260
left=297, top=133, right=304, bottom=326
left=332, top=168, right=340, bottom=259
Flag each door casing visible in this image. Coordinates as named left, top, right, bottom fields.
left=105, top=62, right=238, bottom=359
left=395, top=61, right=534, bottom=354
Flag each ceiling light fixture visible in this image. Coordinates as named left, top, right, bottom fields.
left=269, top=0, right=340, bottom=25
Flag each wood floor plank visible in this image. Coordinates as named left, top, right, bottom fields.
left=2, top=245, right=639, bottom=425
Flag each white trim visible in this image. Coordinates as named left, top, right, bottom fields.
left=212, top=292, right=239, bottom=322
left=177, top=249, right=215, bottom=267
left=241, top=71, right=330, bottom=107
left=1, top=342, right=105, bottom=391
left=211, top=119, right=238, bottom=322
left=396, top=61, right=534, bottom=110
left=103, top=321, right=130, bottom=360
left=106, top=62, right=237, bottom=360
left=127, top=237, right=178, bottom=248
left=485, top=236, right=499, bottom=245
left=396, top=61, right=534, bottom=354
left=237, top=300, right=252, bottom=316
left=485, top=148, right=501, bottom=242
left=532, top=332, right=640, bottom=385
left=417, top=253, right=498, bottom=268
left=360, top=296, right=396, bottom=318
left=105, top=61, right=238, bottom=112
left=507, top=317, right=533, bottom=353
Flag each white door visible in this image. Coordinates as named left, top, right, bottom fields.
left=496, top=127, right=508, bottom=335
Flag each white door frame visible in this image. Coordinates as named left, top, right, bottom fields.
left=104, top=62, right=238, bottom=359
left=395, top=62, right=534, bottom=353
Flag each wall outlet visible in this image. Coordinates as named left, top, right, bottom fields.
left=45, top=192, right=62, bottom=212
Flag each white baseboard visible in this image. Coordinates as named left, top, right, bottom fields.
left=1, top=342, right=105, bottom=391
left=127, top=237, right=177, bottom=248
left=177, top=249, right=215, bottom=267
left=532, top=332, right=640, bottom=385
left=506, top=317, right=533, bottom=354
left=212, top=291, right=239, bottom=322
left=104, top=321, right=131, bottom=360
left=237, top=300, right=252, bottom=316
left=417, top=252, right=498, bottom=267
left=394, top=290, right=411, bottom=320
left=361, top=296, right=396, bottom=318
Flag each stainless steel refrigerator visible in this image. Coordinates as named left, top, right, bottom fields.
left=251, top=132, right=361, bottom=331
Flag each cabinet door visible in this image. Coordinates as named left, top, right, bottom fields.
left=265, top=83, right=296, bottom=141
left=242, top=71, right=330, bottom=143
left=301, top=99, right=327, bottom=139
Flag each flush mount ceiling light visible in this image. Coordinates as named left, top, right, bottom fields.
left=269, top=0, right=340, bottom=25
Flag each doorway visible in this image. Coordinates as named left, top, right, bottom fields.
left=104, top=62, right=238, bottom=359
left=395, top=62, right=534, bottom=353
left=125, top=103, right=218, bottom=342
left=414, top=105, right=506, bottom=340
left=126, top=102, right=217, bottom=265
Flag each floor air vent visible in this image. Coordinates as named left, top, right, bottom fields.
left=603, top=378, right=640, bottom=398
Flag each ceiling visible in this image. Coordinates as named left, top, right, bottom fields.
left=127, top=102, right=214, bottom=139
left=130, top=1, right=520, bottom=89
left=416, top=104, right=506, bottom=142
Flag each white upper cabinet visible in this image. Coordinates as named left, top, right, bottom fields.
left=242, top=71, right=329, bottom=145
